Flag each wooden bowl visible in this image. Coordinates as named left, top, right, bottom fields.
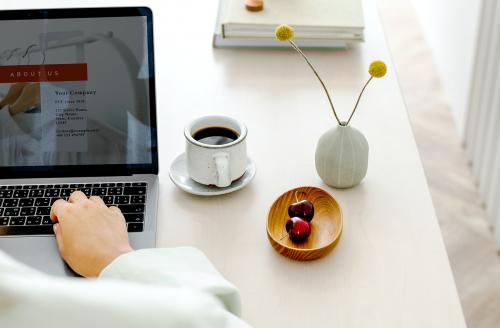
left=267, top=186, right=343, bottom=261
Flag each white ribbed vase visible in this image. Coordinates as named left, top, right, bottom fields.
left=315, top=124, right=369, bottom=188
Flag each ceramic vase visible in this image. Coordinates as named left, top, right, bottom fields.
left=315, top=124, right=369, bottom=188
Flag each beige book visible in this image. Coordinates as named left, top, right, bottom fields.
left=221, top=0, right=364, bottom=39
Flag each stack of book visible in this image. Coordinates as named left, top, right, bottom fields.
left=213, top=0, right=364, bottom=49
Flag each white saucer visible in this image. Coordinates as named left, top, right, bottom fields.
left=169, top=153, right=256, bottom=196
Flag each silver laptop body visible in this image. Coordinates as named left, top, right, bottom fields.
left=0, top=7, right=159, bottom=276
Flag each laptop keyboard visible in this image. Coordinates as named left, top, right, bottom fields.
left=0, top=182, right=147, bottom=236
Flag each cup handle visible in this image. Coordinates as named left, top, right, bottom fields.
left=213, top=152, right=231, bottom=187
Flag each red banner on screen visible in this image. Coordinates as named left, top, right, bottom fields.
left=0, top=64, right=88, bottom=83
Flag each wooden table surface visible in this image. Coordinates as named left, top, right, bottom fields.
left=8, top=0, right=467, bottom=326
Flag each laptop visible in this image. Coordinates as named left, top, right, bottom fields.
left=0, top=7, right=159, bottom=276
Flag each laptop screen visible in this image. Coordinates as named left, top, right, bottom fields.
left=0, top=8, right=157, bottom=178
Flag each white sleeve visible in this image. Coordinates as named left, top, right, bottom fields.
left=0, top=248, right=252, bottom=328
left=99, top=247, right=242, bottom=316
left=0, top=108, right=39, bottom=166
left=0, top=107, right=26, bottom=136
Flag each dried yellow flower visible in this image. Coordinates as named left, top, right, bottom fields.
left=368, top=60, right=387, bottom=78
left=275, top=24, right=295, bottom=42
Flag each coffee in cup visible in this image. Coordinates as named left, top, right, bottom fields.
left=185, top=116, right=247, bottom=188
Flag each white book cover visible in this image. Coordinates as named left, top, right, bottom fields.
left=222, top=0, right=364, bottom=29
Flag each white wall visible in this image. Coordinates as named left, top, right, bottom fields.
left=410, top=0, right=482, bottom=136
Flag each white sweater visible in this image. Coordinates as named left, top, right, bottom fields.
left=0, top=105, right=150, bottom=166
left=0, top=247, right=251, bottom=328
left=0, top=107, right=131, bottom=166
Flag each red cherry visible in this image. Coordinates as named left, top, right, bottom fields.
left=285, top=217, right=311, bottom=243
left=288, top=200, right=314, bottom=222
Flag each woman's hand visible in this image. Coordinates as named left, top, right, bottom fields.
left=8, top=83, right=40, bottom=116
left=0, top=82, right=29, bottom=109
left=50, top=191, right=134, bottom=277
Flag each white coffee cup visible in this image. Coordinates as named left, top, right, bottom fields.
left=184, top=115, right=248, bottom=188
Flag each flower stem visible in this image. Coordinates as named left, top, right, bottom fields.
left=346, top=76, right=373, bottom=126
left=288, top=40, right=341, bottom=125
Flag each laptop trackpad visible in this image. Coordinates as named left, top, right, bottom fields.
left=0, top=236, right=78, bottom=277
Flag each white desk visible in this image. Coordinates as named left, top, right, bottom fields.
left=8, top=0, right=466, bottom=327
left=156, top=1, right=466, bottom=327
